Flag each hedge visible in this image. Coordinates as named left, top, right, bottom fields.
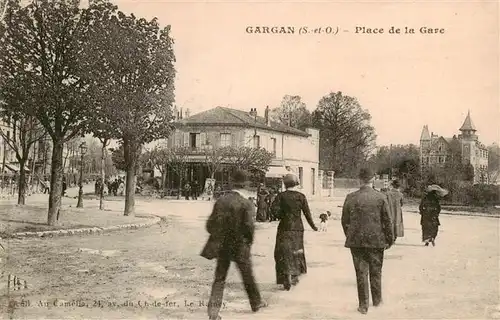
left=405, top=181, right=500, bottom=207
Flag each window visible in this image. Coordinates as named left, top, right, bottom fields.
left=298, top=167, right=303, bottom=188
left=189, top=133, right=199, bottom=149
left=220, top=133, right=232, bottom=147
left=271, top=138, right=277, bottom=156
left=253, top=135, right=260, bottom=148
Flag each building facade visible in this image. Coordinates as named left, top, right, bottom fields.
left=419, top=111, right=489, bottom=183
left=153, top=106, right=321, bottom=197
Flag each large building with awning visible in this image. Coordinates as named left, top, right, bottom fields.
left=151, top=106, right=321, bottom=197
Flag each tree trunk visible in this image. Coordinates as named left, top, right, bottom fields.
left=123, top=140, right=136, bottom=216
left=160, top=167, right=166, bottom=190
left=99, top=141, right=106, bottom=210
left=47, top=139, right=64, bottom=225
left=17, top=159, right=26, bottom=205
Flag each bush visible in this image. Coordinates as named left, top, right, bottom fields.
left=466, top=184, right=500, bottom=207
left=413, top=179, right=500, bottom=207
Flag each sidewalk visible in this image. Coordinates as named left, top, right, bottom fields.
left=0, top=185, right=159, bottom=238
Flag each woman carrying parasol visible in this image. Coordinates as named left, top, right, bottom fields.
left=419, top=184, right=448, bottom=246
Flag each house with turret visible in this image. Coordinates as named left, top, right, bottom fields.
left=419, top=111, right=489, bottom=183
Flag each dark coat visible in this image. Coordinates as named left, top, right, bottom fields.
left=272, top=190, right=317, bottom=283
left=384, top=189, right=405, bottom=237
left=273, top=190, right=317, bottom=232
left=341, top=186, right=394, bottom=248
left=202, top=191, right=256, bottom=262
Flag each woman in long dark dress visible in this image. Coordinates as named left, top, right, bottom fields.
left=419, top=189, right=442, bottom=246
left=272, top=174, right=318, bottom=290
left=256, top=185, right=269, bottom=222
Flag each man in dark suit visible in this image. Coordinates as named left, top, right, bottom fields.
left=204, top=170, right=267, bottom=320
left=341, top=168, right=394, bottom=315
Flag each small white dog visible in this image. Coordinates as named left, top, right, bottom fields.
left=318, top=211, right=332, bottom=232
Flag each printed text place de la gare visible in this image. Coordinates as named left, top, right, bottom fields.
left=245, top=26, right=445, bottom=34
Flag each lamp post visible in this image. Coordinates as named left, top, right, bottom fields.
left=76, top=141, right=87, bottom=208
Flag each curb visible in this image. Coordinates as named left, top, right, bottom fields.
left=408, top=210, right=500, bottom=219
left=2, top=217, right=162, bottom=240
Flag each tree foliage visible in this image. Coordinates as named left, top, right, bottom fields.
left=78, top=6, right=176, bottom=215
left=0, top=112, right=46, bottom=204
left=0, top=0, right=114, bottom=224
left=312, top=91, right=376, bottom=177
left=488, top=143, right=500, bottom=178
left=271, top=95, right=312, bottom=130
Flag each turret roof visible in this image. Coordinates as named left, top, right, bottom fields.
left=459, top=111, right=476, bottom=131
left=420, top=125, right=431, bottom=140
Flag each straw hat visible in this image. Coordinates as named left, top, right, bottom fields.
left=426, top=184, right=449, bottom=197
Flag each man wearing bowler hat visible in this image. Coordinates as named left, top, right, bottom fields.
left=341, top=167, right=394, bottom=314
left=202, top=169, right=267, bottom=320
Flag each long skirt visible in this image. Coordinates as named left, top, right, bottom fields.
left=274, top=230, right=307, bottom=285
left=256, top=204, right=268, bottom=222
left=421, top=220, right=439, bottom=241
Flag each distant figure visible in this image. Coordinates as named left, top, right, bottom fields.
left=94, top=178, right=101, bottom=196
left=43, top=178, right=50, bottom=194
left=61, top=176, right=67, bottom=196
left=112, top=179, right=118, bottom=196
left=387, top=180, right=405, bottom=242
left=184, top=182, right=191, bottom=200
left=117, top=178, right=125, bottom=196
left=266, top=189, right=277, bottom=222
left=256, top=184, right=269, bottom=222
left=192, top=180, right=199, bottom=200
left=201, top=170, right=267, bottom=320
left=419, top=184, right=447, bottom=247
left=341, top=168, right=393, bottom=315
left=214, top=184, right=222, bottom=200
left=206, top=181, right=214, bottom=200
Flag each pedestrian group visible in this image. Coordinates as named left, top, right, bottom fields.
left=201, top=167, right=447, bottom=320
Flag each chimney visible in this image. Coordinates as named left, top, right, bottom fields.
left=264, top=106, right=270, bottom=126
left=185, top=108, right=190, bottom=118
left=179, top=108, right=183, bottom=120
left=249, top=108, right=257, bottom=118
left=288, top=111, right=292, bottom=127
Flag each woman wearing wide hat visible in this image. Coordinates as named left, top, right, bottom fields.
left=419, top=184, right=448, bottom=246
left=272, top=173, right=318, bottom=290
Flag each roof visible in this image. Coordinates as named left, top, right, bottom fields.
left=175, top=106, right=311, bottom=137
left=420, top=125, right=431, bottom=141
left=459, top=111, right=476, bottom=131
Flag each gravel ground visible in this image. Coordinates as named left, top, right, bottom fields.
left=0, top=197, right=498, bottom=320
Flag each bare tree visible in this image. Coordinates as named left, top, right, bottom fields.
left=271, top=95, right=312, bottom=130
left=203, top=146, right=231, bottom=179
left=224, top=146, right=274, bottom=172
left=164, top=146, right=190, bottom=199
left=0, top=113, right=46, bottom=204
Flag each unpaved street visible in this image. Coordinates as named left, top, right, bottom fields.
left=1, top=196, right=499, bottom=319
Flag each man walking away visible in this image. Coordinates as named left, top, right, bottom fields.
left=201, top=170, right=267, bottom=320
left=341, top=168, right=394, bottom=315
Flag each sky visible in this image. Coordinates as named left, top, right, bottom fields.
left=110, top=0, right=499, bottom=147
